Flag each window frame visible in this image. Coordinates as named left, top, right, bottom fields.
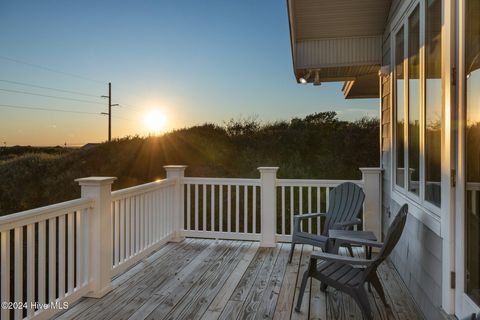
left=391, top=0, right=442, bottom=218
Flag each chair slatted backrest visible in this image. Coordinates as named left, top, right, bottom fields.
left=362, top=204, right=408, bottom=281
left=323, top=182, right=365, bottom=235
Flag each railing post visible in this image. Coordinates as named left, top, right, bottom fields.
left=164, top=165, right=187, bottom=242
left=360, top=168, right=383, bottom=240
left=258, top=167, right=278, bottom=247
left=75, top=176, right=116, bottom=298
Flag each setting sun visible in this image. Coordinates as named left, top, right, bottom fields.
left=143, top=109, right=166, bottom=134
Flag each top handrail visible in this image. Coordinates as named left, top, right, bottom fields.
left=183, top=177, right=261, bottom=186
left=0, top=197, right=94, bottom=232
left=276, top=178, right=363, bottom=187
left=111, top=178, right=176, bottom=200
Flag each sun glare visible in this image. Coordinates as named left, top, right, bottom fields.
left=143, top=109, right=166, bottom=134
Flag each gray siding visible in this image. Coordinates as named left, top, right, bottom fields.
left=380, top=1, right=444, bottom=319
left=385, top=200, right=443, bottom=320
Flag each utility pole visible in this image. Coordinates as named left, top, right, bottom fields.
left=101, top=82, right=118, bottom=142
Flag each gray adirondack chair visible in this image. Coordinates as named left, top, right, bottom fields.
left=295, top=204, right=408, bottom=320
left=289, top=182, right=365, bottom=263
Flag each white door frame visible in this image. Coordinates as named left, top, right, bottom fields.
left=455, top=0, right=480, bottom=316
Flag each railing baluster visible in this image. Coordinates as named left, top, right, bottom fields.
left=236, top=185, right=240, bottom=233
left=195, top=184, right=199, bottom=231
left=1, top=230, right=10, bottom=320
left=82, top=208, right=90, bottom=286
left=244, top=185, right=248, bottom=233
left=76, top=211, right=83, bottom=289
left=150, top=192, right=155, bottom=243
left=187, top=184, right=191, bottom=231
left=140, top=194, right=145, bottom=250
left=126, top=197, right=131, bottom=258
left=130, top=197, right=135, bottom=257
left=146, top=193, right=150, bottom=247
left=308, top=186, right=312, bottom=233
left=145, top=193, right=150, bottom=247
left=14, top=227, right=23, bottom=320
left=58, top=215, right=66, bottom=299
left=281, top=186, right=285, bottom=235
left=317, top=187, right=321, bottom=234
left=135, top=196, right=140, bottom=254
left=27, top=224, right=35, bottom=317
left=203, top=184, right=207, bottom=231
left=211, top=185, right=215, bottom=232
left=227, top=185, right=231, bottom=233
left=38, top=220, right=46, bottom=304
left=120, top=199, right=125, bottom=262
left=67, top=213, right=74, bottom=294
left=48, top=218, right=56, bottom=303
left=290, top=186, right=294, bottom=235
left=114, top=200, right=120, bottom=265
left=219, top=185, right=223, bottom=232
left=163, top=188, right=167, bottom=237
left=253, top=186, right=257, bottom=233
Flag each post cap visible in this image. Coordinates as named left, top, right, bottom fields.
left=359, top=167, right=383, bottom=174
left=257, top=167, right=279, bottom=172
left=75, top=176, right=117, bottom=186
left=163, top=165, right=188, bottom=171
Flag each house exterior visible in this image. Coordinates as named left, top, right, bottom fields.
left=288, top=0, right=480, bottom=319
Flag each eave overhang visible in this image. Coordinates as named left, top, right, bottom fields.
left=288, top=0, right=391, bottom=97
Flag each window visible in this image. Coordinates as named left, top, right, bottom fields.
left=425, top=0, right=442, bottom=207
left=395, top=28, right=405, bottom=188
left=408, top=6, right=420, bottom=196
left=465, top=0, right=480, bottom=305
left=392, top=1, right=442, bottom=209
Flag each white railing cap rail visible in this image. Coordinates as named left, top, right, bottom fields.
left=0, top=198, right=94, bottom=232
left=111, top=178, right=176, bottom=200
left=183, top=177, right=261, bottom=186
left=276, top=179, right=363, bottom=187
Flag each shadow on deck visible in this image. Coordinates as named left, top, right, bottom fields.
left=55, top=239, right=422, bottom=320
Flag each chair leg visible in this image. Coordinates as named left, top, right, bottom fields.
left=288, top=242, right=296, bottom=263
left=352, top=287, right=373, bottom=320
left=295, top=265, right=310, bottom=312
left=370, top=273, right=389, bottom=308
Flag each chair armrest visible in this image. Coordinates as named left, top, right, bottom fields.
left=310, top=250, right=372, bottom=266
left=294, top=213, right=325, bottom=221
left=334, top=236, right=384, bottom=248
left=293, top=213, right=325, bottom=233
left=332, top=218, right=362, bottom=229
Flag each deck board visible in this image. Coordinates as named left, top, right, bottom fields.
left=56, top=239, right=423, bottom=320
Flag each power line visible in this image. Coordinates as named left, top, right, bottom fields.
left=0, top=104, right=134, bottom=121
left=0, top=79, right=102, bottom=98
left=0, top=55, right=103, bottom=84
left=0, top=104, right=101, bottom=115
left=0, top=88, right=105, bottom=105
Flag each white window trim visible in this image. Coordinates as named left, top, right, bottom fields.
left=390, top=0, right=443, bottom=235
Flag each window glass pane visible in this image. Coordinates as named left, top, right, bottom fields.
left=395, top=28, right=405, bottom=188
left=465, top=0, right=480, bottom=305
left=425, top=0, right=442, bottom=206
left=408, top=6, right=420, bottom=195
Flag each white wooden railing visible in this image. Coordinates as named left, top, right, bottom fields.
left=275, top=179, right=363, bottom=242
left=0, top=198, right=93, bottom=320
left=182, top=177, right=261, bottom=241
left=110, top=178, right=176, bottom=276
left=0, top=165, right=381, bottom=319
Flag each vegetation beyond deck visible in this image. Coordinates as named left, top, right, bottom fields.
left=55, top=239, right=422, bottom=320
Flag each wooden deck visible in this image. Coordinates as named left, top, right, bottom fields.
left=55, top=239, right=422, bottom=320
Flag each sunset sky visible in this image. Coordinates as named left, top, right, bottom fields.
left=0, top=0, right=378, bottom=146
